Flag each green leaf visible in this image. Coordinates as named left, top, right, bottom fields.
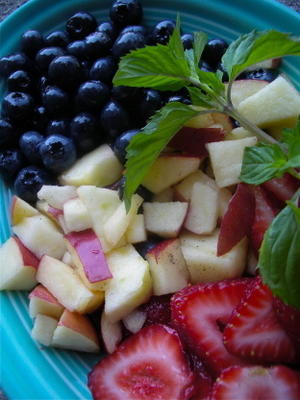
left=193, top=31, right=208, bottom=64
left=187, top=87, right=215, bottom=108
left=282, top=117, right=300, bottom=168
left=124, top=102, right=199, bottom=209
left=240, top=143, right=287, bottom=184
left=259, top=202, right=300, bottom=309
left=197, top=69, right=225, bottom=97
left=113, top=19, right=192, bottom=91
left=222, top=30, right=300, bottom=81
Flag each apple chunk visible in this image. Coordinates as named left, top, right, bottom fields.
left=142, top=154, right=202, bottom=193
left=143, top=202, right=188, bottom=238
left=105, top=244, right=152, bottom=323
left=174, top=170, right=217, bottom=201
left=59, top=144, right=123, bottom=187
left=146, top=239, right=189, bottom=295
left=101, top=311, right=122, bottom=354
left=31, top=314, right=58, bottom=346
left=13, top=214, right=66, bottom=259
left=126, top=214, right=147, bottom=244
left=0, top=237, right=39, bottom=290
left=65, top=229, right=112, bottom=291
left=52, top=309, right=100, bottom=353
left=29, top=284, right=64, bottom=319
left=37, top=185, right=77, bottom=210
left=180, top=229, right=247, bottom=284
left=37, top=255, right=104, bottom=313
left=10, top=195, right=39, bottom=225
left=63, top=198, right=92, bottom=232
left=207, top=136, right=257, bottom=187
left=226, top=79, right=269, bottom=108
left=122, top=309, right=146, bottom=334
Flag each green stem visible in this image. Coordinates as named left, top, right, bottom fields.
left=288, top=168, right=300, bottom=180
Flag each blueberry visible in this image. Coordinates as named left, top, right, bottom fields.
left=100, top=100, right=130, bottom=139
left=67, top=40, right=88, bottom=60
left=44, top=31, right=70, bottom=47
left=138, top=89, right=162, bottom=121
left=0, top=53, right=31, bottom=77
left=120, top=25, right=147, bottom=36
left=21, top=30, right=44, bottom=58
left=112, top=31, right=145, bottom=58
left=89, top=56, right=117, bottom=83
left=135, top=237, right=161, bottom=258
left=39, top=134, right=76, bottom=173
left=181, top=33, right=193, bottom=50
left=66, top=11, right=97, bottom=40
left=7, top=70, right=32, bottom=93
left=37, top=76, right=49, bottom=94
left=76, top=80, right=109, bottom=111
left=113, top=128, right=139, bottom=163
left=14, top=166, right=53, bottom=203
left=111, top=85, right=139, bottom=103
left=148, top=20, right=176, bottom=45
left=110, top=0, right=143, bottom=27
left=48, top=55, right=82, bottom=90
left=47, top=119, right=70, bottom=136
left=239, top=68, right=279, bottom=82
left=32, top=106, right=48, bottom=132
left=202, top=38, right=228, bottom=69
left=85, top=32, right=113, bottom=59
left=167, top=95, right=191, bottom=105
left=19, top=131, right=44, bottom=164
left=0, top=149, right=24, bottom=180
left=35, top=47, right=66, bottom=72
left=2, top=92, right=35, bottom=123
left=200, top=61, right=216, bottom=72
left=42, top=86, right=69, bottom=117
left=97, top=21, right=119, bottom=40
left=0, top=119, right=16, bottom=148
left=70, top=112, right=100, bottom=153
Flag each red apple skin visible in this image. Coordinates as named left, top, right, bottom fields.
left=169, top=127, right=225, bottom=157
left=262, top=173, right=300, bottom=203
left=217, top=184, right=255, bottom=256
left=65, top=229, right=112, bottom=283
left=29, top=284, right=60, bottom=305
left=58, top=309, right=99, bottom=343
left=48, top=206, right=63, bottom=219
left=147, top=239, right=177, bottom=262
left=14, top=237, right=39, bottom=268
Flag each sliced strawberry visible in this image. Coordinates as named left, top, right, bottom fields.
left=273, top=296, right=300, bottom=355
left=88, top=324, right=195, bottom=400
left=217, top=183, right=255, bottom=256
left=188, top=353, right=213, bottom=400
left=139, top=294, right=172, bottom=327
left=210, top=365, right=300, bottom=400
left=262, top=173, right=300, bottom=203
left=251, top=186, right=278, bottom=253
left=223, top=277, right=296, bottom=364
left=171, top=279, right=251, bottom=377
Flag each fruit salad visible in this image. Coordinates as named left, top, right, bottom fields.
left=1, top=0, right=300, bottom=399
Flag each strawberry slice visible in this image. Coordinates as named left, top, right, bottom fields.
left=171, top=279, right=251, bottom=377
left=262, top=172, right=300, bottom=203
left=139, top=294, right=172, bottom=327
left=223, top=277, right=296, bottom=364
left=210, top=365, right=300, bottom=400
left=88, top=324, right=195, bottom=400
left=217, top=183, right=254, bottom=256
left=188, top=353, right=213, bottom=400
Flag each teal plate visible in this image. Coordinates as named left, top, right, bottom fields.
left=0, top=1, right=299, bottom=399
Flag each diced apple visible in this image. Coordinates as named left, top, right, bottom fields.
left=226, top=79, right=269, bottom=108
left=184, top=182, right=219, bottom=235
left=143, top=202, right=188, bottom=238
left=13, top=214, right=66, bottom=259
left=37, top=185, right=77, bottom=210
left=105, top=245, right=152, bottom=323
left=226, top=127, right=254, bottom=141
left=174, top=170, right=217, bottom=201
left=61, top=251, right=74, bottom=267
left=142, top=154, right=202, bottom=193
left=207, top=137, right=257, bottom=187
left=63, top=198, right=92, bottom=232
left=122, top=309, right=146, bottom=334
left=65, top=229, right=112, bottom=291
left=152, top=187, right=174, bottom=202
left=37, top=255, right=104, bottom=313
left=146, top=239, right=189, bottom=295
left=29, top=284, right=64, bottom=319
left=126, top=214, right=147, bottom=244
left=180, top=230, right=247, bottom=284
left=31, top=314, right=58, bottom=346
left=237, top=76, right=300, bottom=128
left=185, top=111, right=215, bottom=128
left=245, top=58, right=281, bottom=71
left=0, top=237, right=38, bottom=290
left=101, top=311, right=122, bottom=354
left=36, top=200, right=63, bottom=227
left=103, top=194, right=143, bottom=248
left=10, top=195, right=39, bottom=226
left=211, top=113, right=233, bottom=134
left=59, top=144, right=123, bottom=187
left=52, top=309, right=100, bottom=353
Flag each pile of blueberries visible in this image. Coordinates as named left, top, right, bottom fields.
left=0, top=0, right=279, bottom=203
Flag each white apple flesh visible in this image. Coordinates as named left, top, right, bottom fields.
left=31, top=314, right=58, bottom=347
left=37, top=185, right=77, bottom=210
left=10, top=195, right=39, bottom=226
left=63, top=198, right=92, bottom=232
left=101, top=311, right=122, bottom=354
left=29, top=284, right=64, bottom=319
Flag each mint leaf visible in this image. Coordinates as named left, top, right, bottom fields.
left=124, top=102, right=199, bottom=209
left=222, top=30, right=300, bottom=81
left=240, top=143, right=287, bottom=184
left=282, top=117, right=300, bottom=168
left=113, top=21, right=191, bottom=91
left=193, top=31, right=208, bottom=64
left=197, top=69, right=224, bottom=97
left=187, top=87, right=215, bottom=108
left=259, top=201, right=300, bottom=309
